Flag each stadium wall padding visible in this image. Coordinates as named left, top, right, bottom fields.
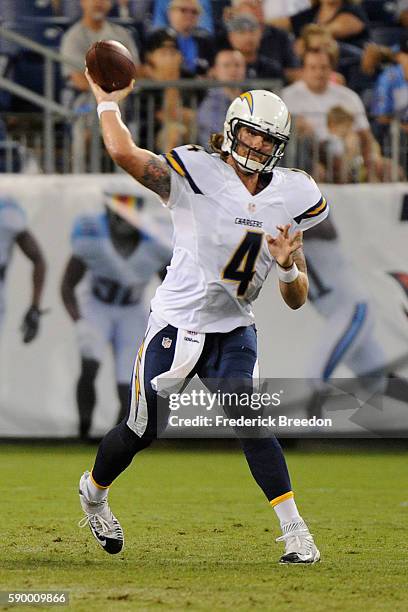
left=0, top=176, right=407, bottom=437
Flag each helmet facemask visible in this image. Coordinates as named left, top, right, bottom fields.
left=228, top=119, right=288, bottom=174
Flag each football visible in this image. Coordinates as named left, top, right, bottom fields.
left=85, top=40, right=137, bottom=93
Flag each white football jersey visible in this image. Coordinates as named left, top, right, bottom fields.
left=150, top=145, right=329, bottom=332
left=71, top=213, right=172, bottom=306
left=0, top=197, right=27, bottom=311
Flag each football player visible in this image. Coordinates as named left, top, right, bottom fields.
left=304, top=216, right=408, bottom=416
left=0, top=196, right=46, bottom=343
left=61, top=191, right=172, bottom=440
left=78, top=75, right=329, bottom=564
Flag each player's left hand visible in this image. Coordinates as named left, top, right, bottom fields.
left=266, top=224, right=303, bottom=268
left=85, top=69, right=135, bottom=105
left=21, top=305, right=42, bottom=343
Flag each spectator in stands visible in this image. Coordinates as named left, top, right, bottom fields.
left=197, top=49, right=246, bottom=146
left=272, top=0, right=370, bottom=49
left=51, top=0, right=62, bottom=13
left=297, top=23, right=338, bottom=61
left=211, top=1, right=232, bottom=33
left=397, top=0, right=408, bottom=27
left=139, top=28, right=194, bottom=151
left=281, top=49, right=380, bottom=178
left=296, top=23, right=344, bottom=82
left=324, top=106, right=403, bottom=182
left=112, top=0, right=148, bottom=19
left=324, top=106, right=364, bottom=181
left=60, top=0, right=140, bottom=172
left=59, top=0, right=151, bottom=21
left=95, top=0, right=152, bottom=21
left=359, top=41, right=396, bottom=109
left=226, top=0, right=310, bottom=24
left=262, top=0, right=311, bottom=21
left=157, top=0, right=215, bottom=75
left=153, top=0, right=215, bottom=35
left=371, top=35, right=408, bottom=132
left=222, top=0, right=300, bottom=81
left=297, top=23, right=367, bottom=91
left=361, top=43, right=395, bottom=79
left=115, top=0, right=131, bottom=17
left=61, top=0, right=140, bottom=94
left=391, top=18, right=408, bottom=175
left=225, top=14, right=293, bottom=82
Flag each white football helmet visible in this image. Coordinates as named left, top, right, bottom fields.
left=222, top=90, right=291, bottom=174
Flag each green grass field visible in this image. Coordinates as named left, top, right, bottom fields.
left=1, top=443, right=407, bottom=611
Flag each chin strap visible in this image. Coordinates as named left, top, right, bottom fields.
left=232, top=151, right=265, bottom=173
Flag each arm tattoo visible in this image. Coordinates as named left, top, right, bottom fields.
left=293, top=247, right=307, bottom=274
left=141, top=157, right=171, bottom=200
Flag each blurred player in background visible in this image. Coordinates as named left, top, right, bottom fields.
left=304, top=216, right=408, bottom=416
left=61, top=191, right=171, bottom=440
left=0, top=196, right=46, bottom=343
left=77, top=75, right=330, bottom=564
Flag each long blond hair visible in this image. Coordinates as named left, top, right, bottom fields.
left=209, top=133, right=229, bottom=161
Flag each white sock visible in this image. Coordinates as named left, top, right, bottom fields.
left=85, top=473, right=109, bottom=503
left=273, top=497, right=302, bottom=526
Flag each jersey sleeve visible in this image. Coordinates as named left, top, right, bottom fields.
left=285, top=170, right=329, bottom=231
left=161, top=145, right=208, bottom=209
left=0, top=198, right=27, bottom=237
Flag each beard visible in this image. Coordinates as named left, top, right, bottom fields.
left=91, top=11, right=106, bottom=21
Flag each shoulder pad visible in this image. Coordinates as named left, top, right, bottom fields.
left=163, top=145, right=210, bottom=195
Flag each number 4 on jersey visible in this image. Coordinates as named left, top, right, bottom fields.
left=222, top=231, right=263, bottom=297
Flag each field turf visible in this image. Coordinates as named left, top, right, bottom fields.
left=1, top=443, right=407, bottom=611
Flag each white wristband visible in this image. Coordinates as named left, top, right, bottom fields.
left=97, top=101, right=121, bottom=119
left=277, top=262, right=299, bottom=283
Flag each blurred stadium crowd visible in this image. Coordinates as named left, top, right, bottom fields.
left=0, top=0, right=408, bottom=180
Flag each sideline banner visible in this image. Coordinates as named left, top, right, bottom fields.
left=0, top=176, right=407, bottom=437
